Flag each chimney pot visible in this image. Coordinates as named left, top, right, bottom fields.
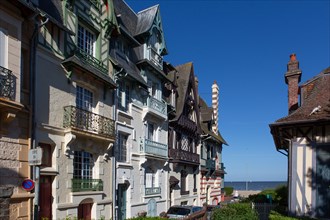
left=290, top=53, right=296, bottom=61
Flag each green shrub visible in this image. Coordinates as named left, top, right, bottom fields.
left=224, top=186, right=234, bottom=196
left=212, top=203, right=258, bottom=220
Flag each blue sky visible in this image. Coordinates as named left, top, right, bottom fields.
left=125, top=0, right=330, bottom=181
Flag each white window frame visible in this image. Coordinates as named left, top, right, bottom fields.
left=146, top=169, right=159, bottom=188
left=76, top=85, right=93, bottom=111
left=73, top=151, right=93, bottom=179
left=77, top=24, right=96, bottom=56
left=117, top=133, right=128, bottom=162
left=0, top=28, right=8, bottom=68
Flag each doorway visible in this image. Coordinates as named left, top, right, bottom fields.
left=118, top=184, right=127, bottom=220
left=39, top=176, right=52, bottom=220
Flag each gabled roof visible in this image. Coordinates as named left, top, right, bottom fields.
left=113, top=0, right=138, bottom=36
left=171, top=62, right=194, bottom=121
left=135, top=5, right=159, bottom=36
left=199, top=97, right=228, bottom=145
left=273, top=67, right=330, bottom=125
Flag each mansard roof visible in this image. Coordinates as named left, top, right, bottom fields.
left=199, top=97, right=228, bottom=145
left=273, top=67, right=330, bottom=125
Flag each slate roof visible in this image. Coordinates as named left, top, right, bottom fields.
left=135, top=5, right=159, bottom=36
left=113, top=0, right=159, bottom=37
left=171, top=62, right=194, bottom=121
left=273, top=67, right=330, bottom=125
left=113, top=0, right=138, bottom=36
left=199, top=97, right=228, bottom=145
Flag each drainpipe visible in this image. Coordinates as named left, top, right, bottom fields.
left=112, top=68, right=126, bottom=220
left=29, top=13, right=49, bottom=220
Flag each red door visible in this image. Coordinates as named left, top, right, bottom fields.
left=78, top=203, right=92, bottom=220
left=39, top=176, right=52, bottom=220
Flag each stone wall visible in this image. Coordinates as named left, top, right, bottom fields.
left=0, top=186, right=14, bottom=220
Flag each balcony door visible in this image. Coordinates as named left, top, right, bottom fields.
left=118, top=184, right=127, bottom=220
left=76, top=86, right=93, bottom=129
left=78, top=202, right=92, bottom=220
left=39, top=176, right=52, bottom=220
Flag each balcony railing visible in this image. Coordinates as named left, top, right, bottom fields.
left=206, top=159, right=216, bottom=170
left=63, top=105, right=115, bottom=138
left=140, top=138, right=168, bottom=158
left=0, top=66, right=15, bottom=100
left=144, top=96, right=167, bottom=116
left=169, top=149, right=200, bottom=164
left=145, top=187, right=161, bottom=195
left=148, top=47, right=163, bottom=70
left=74, top=48, right=108, bottom=74
left=72, top=179, right=103, bottom=192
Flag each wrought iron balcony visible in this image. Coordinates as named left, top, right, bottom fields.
left=143, top=96, right=167, bottom=119
left=74, top=48, right=108, bottom=74
left=140, top=138, right=168, bottom=158
left=63, top=105, right=115, bottom=139
left=72, top=178, right=103, bottom=192
left=0, top=66, right=15, bottom=100
left=206, top=159, right=216, bottom=170
left=169, top=149, right=200, bottom=164
left=145, top=187, right=161, bottom=195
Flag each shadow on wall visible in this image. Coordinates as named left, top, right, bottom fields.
left=306, top=145, right=330, bottom=218
left=0, top=166, right=25, bottom=192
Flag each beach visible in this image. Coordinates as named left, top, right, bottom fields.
left=237, top=190, right=261, bottom=198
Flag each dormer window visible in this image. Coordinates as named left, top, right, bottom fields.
left=149, top=29, right=161, bottom=54
left=78, top=24, right=95, bottom=56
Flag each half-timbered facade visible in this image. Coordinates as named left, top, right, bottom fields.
left=270, top=54, right=330, bottom=219
left=31, top=1, right=118, bottom=219
left=199, top=82, right=227, bottom=205
left=167, top=62, right=202, bottom=206
left=111, top=0, right=170, bottom=218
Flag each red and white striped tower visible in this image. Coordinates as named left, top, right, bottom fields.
left=212, top=81, right=219, bottom=134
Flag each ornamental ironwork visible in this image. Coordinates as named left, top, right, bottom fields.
left=63, top=105, right=115, bottom=138
left=0, top=66, right=15, bottom=100
left=74, top=48, right=108, bottom=74
left=169, top=148, right=200, bottom=164
left=71, top=178, right=103, bottom=192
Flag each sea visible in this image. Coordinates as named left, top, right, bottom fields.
left=224, top=181, right=286, bottom=191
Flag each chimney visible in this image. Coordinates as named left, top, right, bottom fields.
left=285, top=53, right=302, bottom=114
left=212, top=81, right=219, bottom=134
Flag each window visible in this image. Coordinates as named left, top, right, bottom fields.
left=0, top=28, right=8, bottom=67
left=117, top=133, right=127, bottom=162
left=77, top=24, right=95, bottom=56
left=149, top=29, right=161, bottom=54
left=147, top=123, right=154, bottom=141
left=76, top=86, right=93, bottom=110
left=180, top=170, right=188, bottom=195
left=73, top=151, right=93, bottom=179
left=181, top=135, right=189, bottom=151
left=145, top=169, right=159, bottom=188
left=40, top=143, right=52, bottom=167
left=193, top=174, right=197, bottom=192
left=118, top=81, right=130, bottom=112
